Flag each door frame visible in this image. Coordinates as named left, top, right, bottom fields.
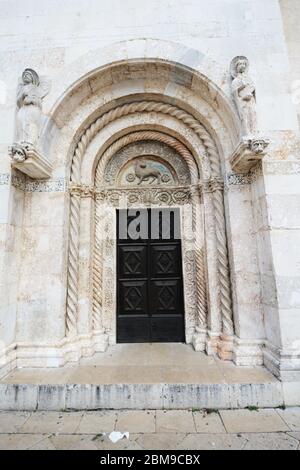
left=95, top=195, right=201, bottom=347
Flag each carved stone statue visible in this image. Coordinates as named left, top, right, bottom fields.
left=15, top=68, right=50, bottom=148
left=134, top=159, right=161, bottom=184
left=230, top=56, right=256, bottom=135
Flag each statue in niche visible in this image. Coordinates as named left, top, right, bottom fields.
left=134, top=159, right=162, bottom=184
left=15, top=68, right=50, bottom=148
left=230, top=56, right=256, bottom=135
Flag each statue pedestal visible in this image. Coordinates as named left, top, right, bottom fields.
left=230, top=136, right=270, bottom=173
left=9, top=143, right=52, bottom=179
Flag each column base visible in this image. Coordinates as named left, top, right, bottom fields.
left=233, top=337, right=264, bottom=366
left=217, top=334, right=234, bottom=361
left=192, top=328, right=207, bottom=352
left=205, top=331, right=220, bottom=355
left=263, top=341, right=300, bottom=381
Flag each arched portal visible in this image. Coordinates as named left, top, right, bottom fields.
left=60, top=60, right=236, bottom=360
left=13, top=40, right=264, bottom=369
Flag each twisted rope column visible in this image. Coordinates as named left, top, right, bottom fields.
left=66, top=185, right=81, bottom=336
left=210, top=179, right=234, bottom=336
left=92, top=197, right=103, bottom=331
left=191, top=186, right=207, bottom=331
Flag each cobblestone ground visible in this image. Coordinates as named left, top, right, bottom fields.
left=0, top=408, right=299, bottom=450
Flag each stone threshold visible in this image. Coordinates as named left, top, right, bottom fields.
left=0, top=381, right=292, bottom=411
left=0, top=344, right=299, bottom=410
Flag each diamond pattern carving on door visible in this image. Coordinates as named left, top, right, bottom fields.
left=125, top=286, right=142, bottom=310
left=124, top=251, right=141, bottom=274
left=157, top=251, right=174, bottom=274
left=158, top=285, right=175, bottom=310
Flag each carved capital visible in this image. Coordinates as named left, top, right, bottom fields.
left=202, top=177, right=224, bottom=193
left=69, top=183, right=94, bottom=198
left=9, top=142, right=52, bottom=179
left=230, top=136, right=270, bottom=173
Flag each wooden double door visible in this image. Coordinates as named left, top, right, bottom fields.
left=117, top=208, right=185, bottom=343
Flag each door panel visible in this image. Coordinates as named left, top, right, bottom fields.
left=151, top=244, right=181, bottom=277
left=119, top=280, right=147, bottom=315
left=117, top=208, right=185, bottom=343
left=119, top=245, right=147, bottom=278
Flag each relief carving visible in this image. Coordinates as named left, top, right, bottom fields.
left=15, top=68, right=50, bottom=149
left=133, top=158, right=162, bottom=184
left=103, top=141, right=190, bottom=186
left=9, top=68, right=52, bottom=179
left=230, top=56, right=256, bottom=135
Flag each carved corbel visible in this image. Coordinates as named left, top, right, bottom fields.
left=230, top=137, right=270, bottom=173
left=9, top=142, right=53, bottom=179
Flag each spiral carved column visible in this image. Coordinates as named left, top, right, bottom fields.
left=191, top=185, right=207, bottom=351
left=209, top=178, right=234, bottom=359
left=66, top=186, right=81, bottom=336
left=92, top=196, right=104, bottom=332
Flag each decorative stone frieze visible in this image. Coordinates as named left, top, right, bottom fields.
left=95, top=186, right=192, bottom=206
left=230, top=137, right=270, bottom=173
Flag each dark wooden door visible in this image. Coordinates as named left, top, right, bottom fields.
left=117, top=208, right=185, bottom=343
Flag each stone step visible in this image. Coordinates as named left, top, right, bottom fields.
left=0, top=381, right=285, bottom=411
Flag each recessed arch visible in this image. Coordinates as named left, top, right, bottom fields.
left=45, top=40, right=238, bottom=360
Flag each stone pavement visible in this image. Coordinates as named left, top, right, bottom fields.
left=0, top=407, right=300, bottom=450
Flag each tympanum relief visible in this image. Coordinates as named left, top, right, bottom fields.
left=121, top=157, right=174, bottom=186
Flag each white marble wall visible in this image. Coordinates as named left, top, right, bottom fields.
left=0, top=1, right=300, bottom=379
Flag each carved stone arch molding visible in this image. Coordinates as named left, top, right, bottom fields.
left=66, top=100, right=234, bottom=359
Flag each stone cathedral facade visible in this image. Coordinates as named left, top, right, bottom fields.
left=0, top=1, right=300, bottom=403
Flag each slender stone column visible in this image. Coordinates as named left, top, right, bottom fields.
left=210, top=177, right=234, bottom=360
left=191, top=184, right=207, bottom=351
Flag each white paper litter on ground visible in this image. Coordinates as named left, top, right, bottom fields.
left=109, top=431, right=129, bottom=443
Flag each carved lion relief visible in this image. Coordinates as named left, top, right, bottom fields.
left=103, top=140, right=191, bottom=186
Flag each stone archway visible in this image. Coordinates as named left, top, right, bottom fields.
left=66, top=97, right=234, bottom=360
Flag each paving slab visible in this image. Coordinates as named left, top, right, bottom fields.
left=29, top=437, right=57, bottom=450
left=0, top=433, right=49, bottom=450
left=136, top=433, right=186, bottom=450
left=76, top=410, right=117, bottom=434
left=49, top=434, right=99, bottom=450
left=0, top=411, right=31, bottom=433
left=277, top=407, right=300, bottom=431
left=286, top=431, right=300, bottom=446
left=94, top=434, right=143, bottom=450
left=193, top=411, right=226, bottom=433
left=156, top=410, right=196, bottom=433
left=116, top=410, right=155, bottom=433
left=219, top=409, right=289, bottom=433
left=177, top=433, right=247, bottom=450
left=20, top=410, right=84, bottom=434
left=241, top=432, right=299, bottom=450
